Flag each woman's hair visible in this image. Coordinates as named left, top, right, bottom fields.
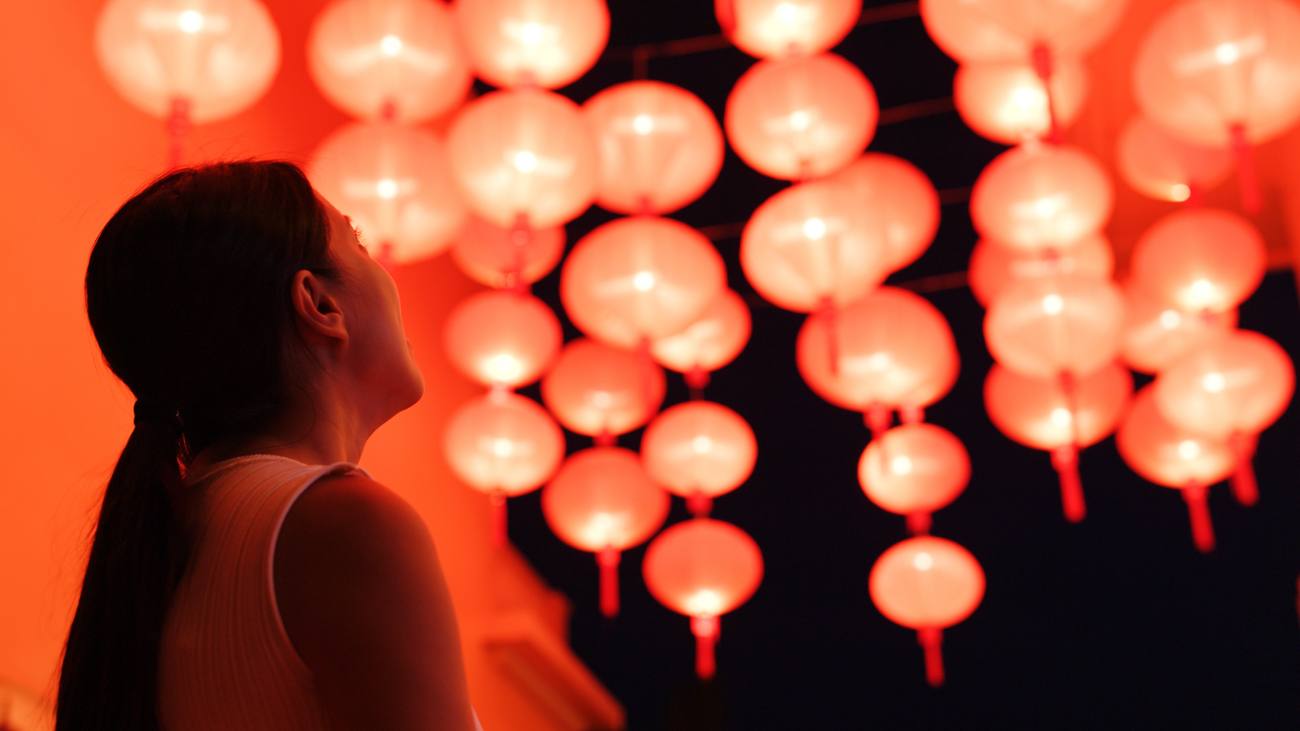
left=57, top=161, right=339, bottom=731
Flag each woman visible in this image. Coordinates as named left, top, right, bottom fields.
left=57, top=161, right=478, bottom=731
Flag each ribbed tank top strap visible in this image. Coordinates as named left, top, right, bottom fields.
left=159, top=455, right=368, bottom=731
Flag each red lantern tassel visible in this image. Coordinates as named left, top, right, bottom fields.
left=685, top=366, right=710, bottom=401
left=691, top=616, right=719, bottom=680
left=1050, top=445, right=1086, bottom=523
left=865, top=403, right=892, bottom=441
left=906, top=511, right=932, bottom=536
left=687, top=492, right=713, bottom=518
left=1182, top=481, right=1215, bottom=553
left=489, top=491, right=507, bottom=548
left=1229, top=123, right=1261, bottom=215
left=597, top=548, right=621, bottom=618
left=1228, top=433, right=1258, bottom=507
left=1030, top=44, right=1060, bottom=144
left=917, top=627, right=944, bottom=687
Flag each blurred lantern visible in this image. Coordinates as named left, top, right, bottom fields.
left=725, top=53, right=878, bottom=180
left=543, top=446, right=671, bottom=616
left=561, top=217, right=727, bottom=350
left=826, top=153, right=941, bottom=272
left=716, top=0, right=861, bottom=59
left=984, top=362, right=1132, bottom=521
left=858, top=423, right=970, bottom=535
left=1117, top=386, right=1238, bottom=552
left=1129, top=208, right=1265, bottom=314
left=970, top=142, right=1113, bottom=255
left=442, top=290, right=561, bottom=388
left=740, top=179, right=890, bottom=312
left=95, top=0, right=281, bottom=167
left=953, top=58, right=1088, bottom=144
left=920, top=0, right=1129, bottom=64
left=443, top=390, right=564, bottom=545
left=643, top=518, right=764, bottom=678
left=454, top=0, right=609, bottom=89
left=984, top=272, right=1125, bottom=380
left=446, top=89, right=598, bottom=229
left=541, top=338, right=667, bottom=440
left=796, top=286, right=959, bottom=434
left=310, top=120, right=467, bottom=265
left=1133, top=0, right=1300, bottom=213
left=869, top=535, right=985, bottom=687
left=641, top=401, right=758, bottom=516
left=967, top=233, right=1114, bottom=307
left=450, top=215, right=565, bottom=289
left=1116, top=116, right=1233, bottom=204
left=306, top=0, right=471, bottom=123
left=1121, top=285, right=1237, bottom=374
left=583, top=81, right=725, bottom=215
left=1154, top=330, right=1294, bottom=506
left=651, top=290, right=752, bottom=393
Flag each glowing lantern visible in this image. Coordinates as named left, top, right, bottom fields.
left=450, top=215, right=565, bottom=289
left=826, top=153, right=941, bottom=272
left=442, top=290, right=561, bottom=388
left=541, top=338, right=667, bottom=439
left=561, top=217, right=727, bottom=350
left=443, top=391, right=564, bottom=545
left=454, top=0, right=609, bottom=89
left=651, top=290, right=752, bottom=390
left=858, top=423, right=970, bottom=535
left=306, top=0, right=471, bottom=123
left=1129, top=208, right=1265, bottom=314
left=1133, top=0, right=1300, bottom=212
left=967, top=234, right=1114, bottom=307
left=641, top=402, right=758, bottom=516
left=920, top=0, right=1129, bottom=63
left=740, top=179, right=890, bottom=312
left=1121, top=285, right=1237, bottom=375
left=642, top=518, right=764, bottom=678
left=984, top=362, right=1132, bottom=521
left=446, top=89, right=598, bottom=229
left=869, top=536, right=985, bottom=687
left=717, top=0, right=861, bottom=59
left=984, top=273, right=1125, bottom=380
left=310, top=120, right=467, bottom=265
left=725, top=53, right=878, bottom=180
left=583, top=81, right=725, bottom=215
left=543, top=446, right=670, bottom=616
left=1116, top=116, right=1233, bottom=203
left=95, top=0, right=281, bottom=166
left=796, top=287, right=959, bottom=432
left=1154, top=330, right=1294, bottom=506
left=970, top=143, right=1113, bottom=255
left=953, top=58, right=1088, bottom=144
left=1116, top=386, right=1238, bottom=552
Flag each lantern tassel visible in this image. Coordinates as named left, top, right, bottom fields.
left=691, top=616, right=719, bottom=680
left=906, top=511, right=932, bottom=536
left=489, top=491, right=507, bottom=548
left=898, top=404, right=924, bottom=425
left=1030, top=44, right=1060, bottom=144
left=865, top=404, right=892, bottom=441
left=1050, top=445, right=1086, bottom=523
left=1182, top=481, right=1215, bottom=553
left=597, top=548, right=621, bottom=618
left=1228, top=433, right=1258, bottom=507
left=917, top=627, right=944, bottom=687
left=1229, top=123, right=1261, bottom=215
left=687, top=492, right=713, bottom=518
left=685, top=367, right=710, bottom=400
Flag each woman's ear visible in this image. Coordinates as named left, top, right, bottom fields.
left=291, top=270, right=349, bottom=346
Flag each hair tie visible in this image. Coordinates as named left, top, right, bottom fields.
left=134, top=399, right=184, bottom=433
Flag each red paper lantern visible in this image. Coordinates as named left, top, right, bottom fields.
left=442, top=290, right=561, bottom=388
left=310, top=120, right=467, bottom=264
left=583, top=81, right=725, bottom=215
left=920, top=0, right=1128, bottom=63
left=826, top=153, right=941, bottom=272
left=446, top=88, right=597, bottom=229
left=561, top=217, right=727, bottom=349
left=450, top=215, right=565, bottom=289
left=650, top=289, right=752, bottom=383
left=541, top=338, right=666, bottom=438
left=1116, top=116, right=1233, bottom=203
left=740, top=179, right=890, bottom=312
left=642, top=518, right=764, bottom=678
left=641, top=402, right=758, bottom=515
left=1121, top=285, right=1237, bottom=375
left=1116, top=386, right=1238, bottom=552
left=717, top=0, right=861, bottom=59
left=858, top=423, right=969, bottom=535
left=725, top=53, right=878, bottom=180
left=983, top=272, right=1125, bottom=380
left=953, top=58, right=1088, bottom=144
left=967, top=233, right=1114, bottom=307
left=869, top=536, right=985, bottom=687
left=306, top=0, right=471, bottom=123
left=454, top=0, right=609, bottom=89
left=543, top=446, right=670, bottom=616
left=1129, top=208, right=1265, bottom=314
